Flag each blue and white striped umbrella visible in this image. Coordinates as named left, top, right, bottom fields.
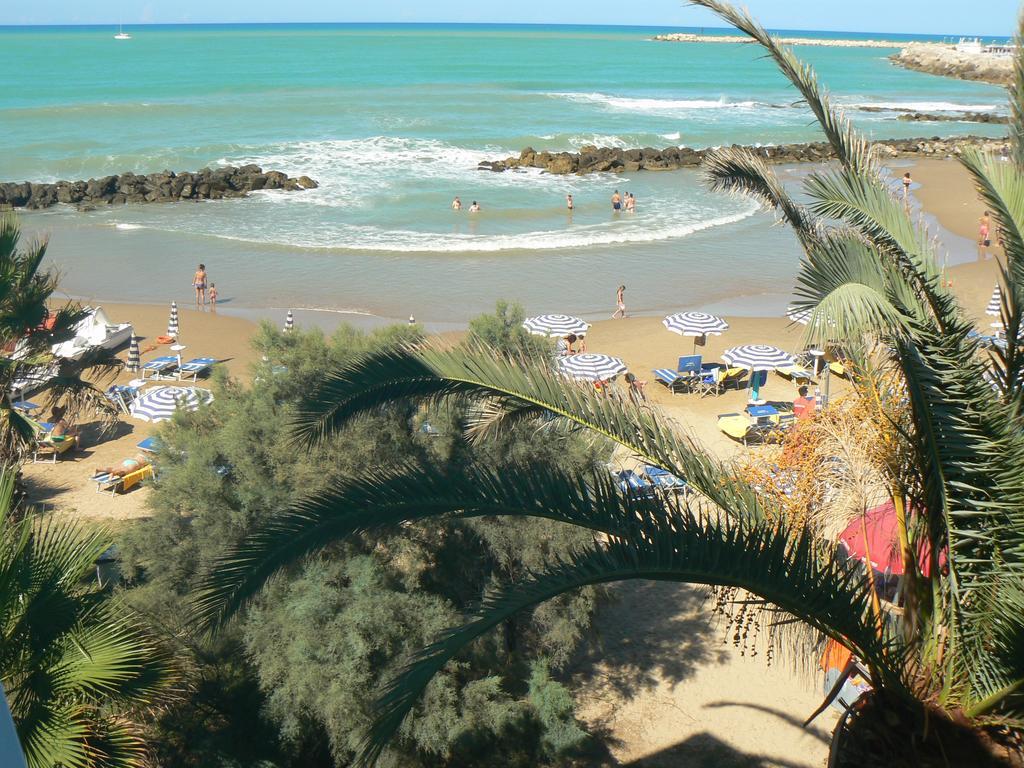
left=129, top=386, right=213, bottom=423
left=556, top=353, right=627, bottom=381
left=786, top=306, right=812, bottom=325
left=986, top=284, right=1003, bottom=317
left=523, top=314, right=590, bottom=338
left=167, top=301, right=179, bottom=338
left=722, top=344, right=796, bottom=372
left=663, top=311, right=729, bottom=337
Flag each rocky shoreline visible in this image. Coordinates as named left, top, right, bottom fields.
left=890, top=43, right=1013, bottom=85
left=479, top=136, right=1008, bottom=175
left=0, top=165, right=318, bottom=210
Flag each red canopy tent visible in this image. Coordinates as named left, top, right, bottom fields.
left=837, top=500, right=940, bottom=577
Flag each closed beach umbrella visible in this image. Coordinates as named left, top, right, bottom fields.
left=556, top=353, right=627, bottom=381
left=722, top=344, right=796, bottom=371
left=284, top=310, right=294, bottom=333
left=167, top=301, right=179, bottom=338
left=986, top=284, right=1002, bottom=317
left=130, top=385, right=213, bottom=423
left=523, top=314, right=591, bottom=338
left=126, top=333, right=140, bottom=372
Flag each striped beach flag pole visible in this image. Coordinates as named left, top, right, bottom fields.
left=126, top=333, right=140, bottom=372
left=167, top=302, right=179, bottom=339
left=284, top=310, right=294, bottom=333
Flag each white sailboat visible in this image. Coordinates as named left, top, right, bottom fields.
left=114, top=21, right=131, bottom=40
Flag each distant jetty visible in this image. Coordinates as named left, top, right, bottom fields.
left=891, top=43, right=1014, bottom=85
left=652, top=33, right=903, bottom=48
left=480, top=136, right=1008, bottom=175
left=0, top=165, right=318, bottom=211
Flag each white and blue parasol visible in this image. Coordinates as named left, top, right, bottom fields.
left=663, top=311, right=729, bottom=337
left=722, top=344, right=796, bottom=372
left=786, top=306, right=813, bottom=325
left=523, top=314, right=591, bottom=338
left=167, top=301, right=179, bottom=338
left=126, top=333, right=140, bottom=372
left=130, top=386, right=213, bottom=423
left=556, top=353, right=627, bottom=381
left=986, top=284, right=1003, bottom=317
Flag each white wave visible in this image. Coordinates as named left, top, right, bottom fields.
left=114, top=223, right=144, bottom=230
left=660, top=131, right=682, bottom=141
left=566, top=134, right=634, bottom=150
left=845, top=100, right=1002, bottom=113
left=194, top=203, right=760, bottom=254
left=548, top=92, right=763, bottom=115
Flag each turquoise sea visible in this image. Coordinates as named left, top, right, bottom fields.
left=0, top=24, right=1010, bottom=324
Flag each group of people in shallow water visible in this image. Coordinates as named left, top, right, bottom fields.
left=192, top=263, right=218, bottom=309
left=449, top=189, right=637, bottom=215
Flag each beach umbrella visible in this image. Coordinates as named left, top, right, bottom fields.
left=663, top=311, right=728, bottom=351
left=523, top=314, right=591, bottom=338
left=986, top=284, right=1003, bottom=317
left=837, top=501, right=940, bottom=577
left=722, top=344, right=796, bottom=403
left=167, top=302, right=179, bottom=339
left=284, top=310, right=294, bottom=333
left=786, top=306, right=812, bottom=325
left=125, top=333, right=140, bottom=372
left=129, top=385, right=213, bottom=423
left=556, top=353, right=627, bottom=382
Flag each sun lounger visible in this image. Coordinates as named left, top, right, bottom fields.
left=776, top=364, right=814, bottom=383
left=141, top=355, right=178, bottom=380
left=136, top=436, right=161, bottom=453
left=92, top=463, right=155, bottom=496
left=612, top=468, right=656, bottom=498
left=653, top=355, right=704, bottom=394
left=642, top=465, right=688, bottom=495
left=106, top=384, right=140, bottom=414
left=176, top=357, right=217, bottom=382
left=718, top=412, right=755, bottom=444
left=33, top=433, right=77, bottom=463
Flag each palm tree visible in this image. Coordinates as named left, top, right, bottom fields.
left=0, top=469, right=175, bottom=768
left=195, top=3, right=1024, bottom=765
left=0, top=213, right=121, bottom=464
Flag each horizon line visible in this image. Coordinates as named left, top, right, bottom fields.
left=0, top=21, right=1012, bottom=39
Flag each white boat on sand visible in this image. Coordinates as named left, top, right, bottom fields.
left=51, top=307, right=133, bottom=360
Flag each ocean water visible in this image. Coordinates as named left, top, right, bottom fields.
left=0, top=24, right=1009, bottom=323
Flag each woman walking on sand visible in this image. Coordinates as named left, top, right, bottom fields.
left=979, top=210, right=992, bottom=258
left=612, top=285, right=626, bottom=319
left=193, top=263, right=208, bottom=306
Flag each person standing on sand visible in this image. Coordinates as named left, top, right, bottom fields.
left=612, top=285, right=626, bottom=319
left=452, top=197, right=462, bottom=211
left=902, top=172, right=912, bottom=205
left=979, top=211, right=992, bottom=258
left=193, top=264, right=207, bottom=307
left=611, top=190, right=622, bottom=212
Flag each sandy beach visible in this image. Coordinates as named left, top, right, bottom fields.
left=17, top=154, right=1005, bottom=768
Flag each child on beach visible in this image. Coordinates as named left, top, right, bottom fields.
left=209, top=283, right=218, bottom=309
left=612, top=285, right=626, bottom=319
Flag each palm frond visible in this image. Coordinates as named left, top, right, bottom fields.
left=688, top=0, right=874, bottom=174
left=355, top=509, right=903, bottom=766
left=1009, top=10, right=1024, bottom=166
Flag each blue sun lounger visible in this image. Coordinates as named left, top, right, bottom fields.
left=612, top=468, right=656, bottom=498
left=642, top=465, right=688, bottom=494
left=176, top=357, right=217, bottom=382
left=141, top=355, right=179, bottom=380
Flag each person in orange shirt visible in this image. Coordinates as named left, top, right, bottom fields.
left=793, top=385, right=817, bottom=420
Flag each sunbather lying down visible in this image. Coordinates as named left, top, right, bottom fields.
left=95, top=454, right=150, bottom=478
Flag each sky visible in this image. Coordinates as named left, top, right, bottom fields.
left=2, top=0, right=1020, bottom=36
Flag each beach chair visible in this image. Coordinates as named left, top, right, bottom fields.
left=652, top=355, right=702, bottom=394
left=718, top=412, right=755, bottom=445
left=106, top=384, right=140, bottom=414
left=612, top=468, right=656, bottom=498
left=176, top=357, right=217, bottom=382
left=694, top=364, right=724, bottom=397
left=776, top=362, right=814, bottom=383
left=33, top=433, right=77, bottom=463
left=92, top=463, right=155, bottom=496
left=642, top=465, right=688, bottom=496
left=141, top=355, right=178, bottom=380
left=136, top=436, right=161, bottom=453
left=719, top=367, right=747, bottom=391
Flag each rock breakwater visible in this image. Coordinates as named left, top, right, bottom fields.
left=652, top=32, right=902, bottom=49
left=891, top=43, right=1013, bottom=85
left=479, top=136, right=1008, bottom=175
left=0, top=165, right=318, bottom=210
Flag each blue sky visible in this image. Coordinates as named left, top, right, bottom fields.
left=3, top=0, right=1019, bottom=36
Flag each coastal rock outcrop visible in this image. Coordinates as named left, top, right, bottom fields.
left=0, top=165, right=319, bottom=210
left=652, top=32, right=903, bottom=49
left=481, top=136, right=1009, bottom=176
left=891, top=43, right=1013, bottom=85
